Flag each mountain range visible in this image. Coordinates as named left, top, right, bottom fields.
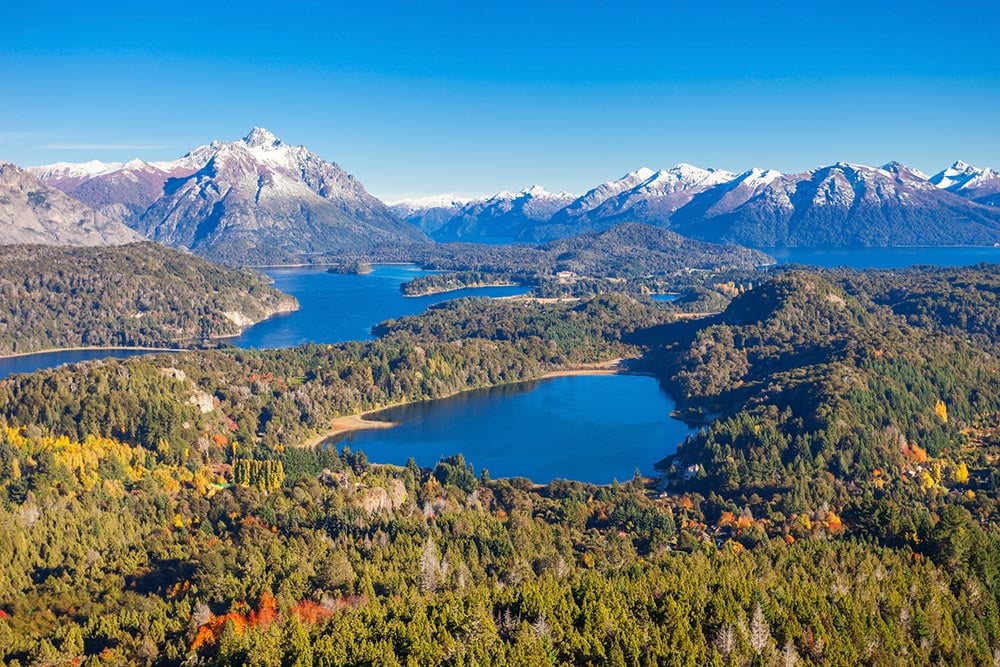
left=25, top=129, right=427, bottom=263
left=14, top=129, right=1000, bottom=261
left=394, top=160, right=1000, bottom=246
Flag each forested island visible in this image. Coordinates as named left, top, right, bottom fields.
left=0, top=243, right=298, bottom=356
left=3, top=263, right=1000, bottom=663
left=324, top=223, right=773, bottom=298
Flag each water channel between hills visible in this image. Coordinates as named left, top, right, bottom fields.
left=2, top=249, right=998, bottom=481
left=0, top=265, right=526, bottom=379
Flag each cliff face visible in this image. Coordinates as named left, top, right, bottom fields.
left=0, top=162, right=143, bottom=246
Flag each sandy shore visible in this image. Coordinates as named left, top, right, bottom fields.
left=539, top=359, right=624, bottom=378
left=298, top=411, right=401, bottom=448
left=499, top=296, right=581, bottom=304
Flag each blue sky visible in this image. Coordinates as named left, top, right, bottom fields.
left=2, top=1, right=998, bottom=200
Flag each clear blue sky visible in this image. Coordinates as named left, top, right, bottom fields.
left=2, top=1, right=998, bottom=200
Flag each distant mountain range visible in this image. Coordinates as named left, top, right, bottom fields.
left=25, top=129, right=427, bottom=263
left=393, top=160, right=1000, bottom=246
left=19, top=129, right=1000, bottom=260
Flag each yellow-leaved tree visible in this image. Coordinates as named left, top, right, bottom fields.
left=952, top=462, right=970, bottom=485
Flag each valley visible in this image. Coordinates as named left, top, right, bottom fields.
left=4, top=260, right=1000, bottom=663
left=4, top=130, right=1000, bottom=665
left=7, top=3, right=1000, bottom=662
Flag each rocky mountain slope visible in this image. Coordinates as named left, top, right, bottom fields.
left=430, top=186, right=575, bottom=242
left=27, top=149, right=212, bottom=223
left=0, top=162, right=143, bottom=246
left=31, top=129, right=428, bottom=264
left=389, top=194, right=472, bottom=234
left=930, top=160, right=1000, bottom=206
left=674, top=161, right=1000, bottom=246
left=33, top=139, right=1000, bottom=251
left=135, top=128, right=427, bottom=264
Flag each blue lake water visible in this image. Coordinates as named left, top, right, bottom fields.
left=3, top=248, right=999, bottom=379
left=0, top=264, right=526, bottom=379
left=232, top=265, right=527, bottom=349
left=3, top=249, right=996, bottom=480
left=327, top=374, right=692, bottom=484
left=761, top=246, right=1000, bottom=269
left=0, top=348, right=159, bottom=379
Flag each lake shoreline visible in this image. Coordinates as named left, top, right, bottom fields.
left=297, top=360, right=631, bottom=448
left=0, top=345, right=188, bottom=361
left=0, top=301, right=301, bottom=362
left=402, top=282, right=520, bottom=297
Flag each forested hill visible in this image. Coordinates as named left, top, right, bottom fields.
left=656, top=267, right=1000, bottom=535
left=0, top=294, right=664, bottom=451
left=0, top=242, right=297, bottom=355
left=356, top=222, right=772, bottom=275
left=349, top=222, right=773, bottom=297
left=4, top=275, right=1000, bottom=662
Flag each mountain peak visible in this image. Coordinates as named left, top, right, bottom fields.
left=882, top=161, right=931, bottom=182
left=243, top=127, right=281, bottom=149
left=628, top=167, right=656, bottom=181
left=951, top=160, right=973, bottom=172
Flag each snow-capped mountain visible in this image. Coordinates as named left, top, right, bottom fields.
left=27, top=140, right=1000, bottom=253
left=930, top=161, right=1000, bottom=206
left=673, top=161, right=1000, bottom=246
left=0, top=162, right=143, bottom=246
left=570, top=163, right=736, bottom=222
left=555, top=167, right=659, bottom=221
left=425, top=185, right=576, bottom=242
left=31, top=128, right=427, bottom=263
left=389, top=194, right=473, bottom=234
left=405, top=160, right=1000, bottom=247
left=28, top=148, right=218, bottom=223
left=670, top=168, right=784, bottom=226
left=135, top=128, right=427, bottom=263
left=30, top=160, right=183, bottom=223
left=523, top=164, right=738, bottom=240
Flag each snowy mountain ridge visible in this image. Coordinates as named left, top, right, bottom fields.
left=28, top=128, right=427, bottom=263
left=398, top=158, right=1000, bottom=246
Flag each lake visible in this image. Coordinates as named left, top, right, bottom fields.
left=761, top=246, right=1000, bottom=269
left=3, top=249, right=996, bottom=481
left=2, top=247, right=999, bottom=380
left=232, top=265, right=527, bottom=349
left=0, top=265, right=526, bottom=379
left=326, top=374, right=693, bottom=484
left=0, top=348, right=158, bottom=379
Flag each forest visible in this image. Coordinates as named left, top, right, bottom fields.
left=3, top=264, right=1000, bottom=663
left=331, top=223, right=771, bottom=298
left=0, top=243, right=296, bottom=355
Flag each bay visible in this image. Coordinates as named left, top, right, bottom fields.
left=0, top=264, right=527, bottom=379
left=326, top=374, right=693, bottom=485
left=231, top=264, right=527, bottom=349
